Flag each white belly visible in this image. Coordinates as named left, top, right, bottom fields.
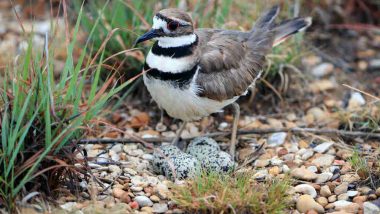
left=143, top=74, right=238, bottom=121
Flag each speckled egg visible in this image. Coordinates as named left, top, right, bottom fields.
left=186, top=137, right=220, bottom=160
left=162, top=153, right=201, bottom=180
left=152, top=145, right=182, bottom=174
left=201, top=151, right=236, bottom=173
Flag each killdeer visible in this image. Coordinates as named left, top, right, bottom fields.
left=135, top=6, right=311, bottom=159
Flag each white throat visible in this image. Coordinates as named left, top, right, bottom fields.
left=157, top=34, right=197, bottom=48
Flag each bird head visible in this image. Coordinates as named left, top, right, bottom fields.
left=135, top=8, right=194, bottom=46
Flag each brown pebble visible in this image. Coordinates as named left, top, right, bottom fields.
left=368, top=194, right=377, bottom=200
left=277, top=148, right=288, bottom=156
left=353, top=195, right=367, bottom=205
left=306, top=210, right=318, bottom=214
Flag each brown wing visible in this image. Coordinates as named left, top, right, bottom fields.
left=195, top=6, right=279, bottom=101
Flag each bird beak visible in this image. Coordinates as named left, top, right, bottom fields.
left=134, top=29, right=160, bottom=47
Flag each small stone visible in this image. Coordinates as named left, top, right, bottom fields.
left=134, top=196, right=153, bottom=207
left=311, top=154, right=335, bottom=167
left=150, top=195, right=160, bottom=203
left=60, top=202, right=77, bottom=212
left=353, top=195, right=367, bottom=205
left=294, top=184, right=317, bottom=198
left=316, top=197, right=328, bottom=207
left=340, top=173, right=360, bottom=183
left=253, top=169, right=268, bottom=180
left=315, top=172, right=333, bottom=184
left=254, top=159, right=270, bottom=168
left=313, top=142, right=334, bottom=154
left=296, top=195, right=325, bottom=213
left=334, top=183, right=348, bottom=195
left=277, top=148, right=288, bottom=156
left=363, top=201, right=380, bottom=214
left=299, top=140, right=310, bottom=148
left=368, top=194, right=378, bottom=200
left=333, top=200, right=353, bottom=210
left=267, top=132, right=287, bottom=147
left=142, top=154, right=154, bottom=161
left=130, top=186, right=143, bottom=192
left=358, top=186, right=373, bottom=195
left=347, top=191, right=358, bottom=197
left=307, top=166, right=318, bottom=173
left=141, top=206, right=153, bottom=213
left=270, top=157, right=283, bottom=166
left=129, top=201, right=139, bottom=209
left=124, top=168, right=137, bottom=176
left=348, top=92, right=366, bottom=110
left=108, top=165, right=122, bottom=173
left=311, top=63, right=334, bottom=77
left=301, top=149, right=314, bottom=160
left=376, top=187, right=380, bottom=196
left=282, top=165, right=290, bottom=173
left=291, top=167, right=318, bottom=181
left=337, top=193, right=349, bottom=201
left=269, top=166, right=281, bottom=176
left=320, top=185, right=332, bottom=197
left=152, top=203, right=168, bottom=213
left=113, top=188, right=131, bottom=203
left=328, top=195, right=337, bottom=203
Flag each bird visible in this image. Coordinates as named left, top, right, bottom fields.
left=135, top=5, right=311, bottom=159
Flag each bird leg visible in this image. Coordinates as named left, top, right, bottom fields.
left=229, top=102, right=240, bottom=160
left=171, top=121, right=187, bottom=146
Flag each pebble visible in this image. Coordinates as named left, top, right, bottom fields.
left=311, top=154, right=335, bottom=167
left=141, top=206, right=153, bottom=213
left=316, top=197, right=328, bottom=207
left=254, top=159, right=270, bottom=167
left=142, top=154, right=154, bottom=161
left=254, top=169, right=268, bottom=180
left=315, top=172, right=333, bottom=184
left=301, top=149, right=314, bottom=160
left=328, top=195, right=337, bottom=203
left=363, top=201, right=380, bottom=214
left=334, top=182, right=348, bottom=195
left=124, top=168, right=137, bottom=175
left=311, top=63, right=334, bottom=77
left=291, top=167, right=318, bottom=181
left=353, top=195, right=367, bottom=205
left=333, top=200, right=353, bottom=210
left=130, top=186, right=143, bottom=192
left=152, top=203, right=169, bottom=213
left=347, top=190, right=358, bottom=197
left=320, top=185, right=332, bottom=197
left=270, top=157, right=283, bottom=166
left=134, top=196, right=153, bottom=207
left=150, top=195, right=160, bottom=203
left=337, top=193, right=349, bottom=201
left=313, top=142, right=334, bottom=153
left=307, top=166, right=318, bottom=173
left=267, top=132, right=287, bottom=147
left=294, top=184, right=317, bottom=198
left=376, top=187, right=380, bottom=196
left=296, top=195, right=325, bottom=213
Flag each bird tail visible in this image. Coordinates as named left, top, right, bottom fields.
left=273, top=17, right=312, bottom=47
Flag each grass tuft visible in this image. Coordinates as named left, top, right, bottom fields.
left=170, top=171, right=291, bottom=213
left=0, top=3, right=130, bottom=211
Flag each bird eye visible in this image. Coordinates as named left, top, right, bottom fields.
left=167, top=21, right=179, bottom=31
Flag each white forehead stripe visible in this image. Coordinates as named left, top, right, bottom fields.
left=157, top=34, right=197, bottom=48
left=152, top=16, right=167, bottom=30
